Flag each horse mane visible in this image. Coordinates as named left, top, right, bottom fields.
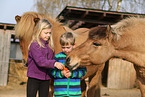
left=88, top=17, right=145, bottom=41
left=89, top=26, right=108, bottom=40
left=111, top=16, right=145, bottom=40
left=15, top=11, right=60, bottom=41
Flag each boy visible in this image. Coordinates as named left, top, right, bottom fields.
left=51, top=32, right=87, bottom=97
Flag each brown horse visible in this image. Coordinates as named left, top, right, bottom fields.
left=15, top=11, right=96, bottom=97
left=66, top=17, right=145, bottom=97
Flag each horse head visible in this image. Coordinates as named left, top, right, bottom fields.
left=66, top=16, right=145, bottom=70
left=65, top=25, right=115, bottom=70
left=15, top=12, right=41, bottom=65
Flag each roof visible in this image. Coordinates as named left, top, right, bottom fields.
left=56, top=6, right=145, bottom=30
left=0, top=22, right=15, bottom=30
left=0, top=23, right=16, bottom=43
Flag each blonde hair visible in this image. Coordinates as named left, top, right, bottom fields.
left=28, top=19, right=54, bottom=50
left=60, top=32, right=75, bottom=46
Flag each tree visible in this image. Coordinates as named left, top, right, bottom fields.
left=34, top=0, right=145, bottom=18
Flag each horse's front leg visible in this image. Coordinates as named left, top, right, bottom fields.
left=87, top=64, right=105, bottom=97
left=81, top=79, right=87, bottom=97
left=81, top=65, right=98, bottom=97
left=48, top=79, right=54, bottom=97
left=87, top=73, right=100, bottom=97
left=137, top=80, right=145, bottom=97
left=134, top=65, right=145, bottom=97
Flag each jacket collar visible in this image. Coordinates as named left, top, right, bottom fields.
left=40, top=38, right=49, bottom=45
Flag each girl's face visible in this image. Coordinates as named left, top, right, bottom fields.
left=40, top=28, right=51, bottom=41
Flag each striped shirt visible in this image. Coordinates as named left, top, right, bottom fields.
left=51, top=52, right=87, bottom=97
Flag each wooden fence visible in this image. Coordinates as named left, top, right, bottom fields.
left=0, top=29, right=11, bottom=86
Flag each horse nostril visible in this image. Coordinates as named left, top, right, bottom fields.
left=66, top=57, right=70, bottom=65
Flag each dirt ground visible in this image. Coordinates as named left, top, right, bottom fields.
left=0, top=82, right=141, bottom=97
left=0, top=60, right=141, bottom=97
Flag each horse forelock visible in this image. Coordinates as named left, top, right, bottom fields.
left=15, top=12, right=59, bottom=41
left=15, top=12, right=39, bottom=40
left=89, top=27, right=108, bottom=40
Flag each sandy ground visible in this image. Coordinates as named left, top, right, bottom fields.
left=0, top=82, right=141, bottom=97
left=0, top=84, right=26, bottom=97
left=0, top=61, right=141, bottom=97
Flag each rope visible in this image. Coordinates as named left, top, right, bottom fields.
left=0, top=61, right=23, bottom=64
left=8, top=74, right=27, bottom=78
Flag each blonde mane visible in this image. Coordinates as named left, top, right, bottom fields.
left=111, top=16, right=145, bottom=40
left=15, top=11, right=60, bottom=40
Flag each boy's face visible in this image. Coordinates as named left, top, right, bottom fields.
left=61, top=43, right=75, bottom=55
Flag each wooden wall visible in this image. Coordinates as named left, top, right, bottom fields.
left=0, top=29, right=11, bottom=86
left=107, top=58, right=136, bottom=89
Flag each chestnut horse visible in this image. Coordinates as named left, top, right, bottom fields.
left=15, top=11, right=101, bottom=97
left=66, top=17, right=145, bottom=97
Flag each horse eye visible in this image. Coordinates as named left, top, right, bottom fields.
left=93, top=42, right=101, bottom=46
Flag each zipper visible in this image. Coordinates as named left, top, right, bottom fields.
left=45, top=46, right=49, bottom=80
left=67, top=78, right=70, bottom=96
left=45, top=71, right=47, bottom=80
left=47, top=46, right=49, bottom=60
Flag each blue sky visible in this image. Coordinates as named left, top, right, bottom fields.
left=0, top=0, right=36, bottom=24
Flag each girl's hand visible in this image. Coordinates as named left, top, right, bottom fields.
left=54, top=62, right=64, bottom=70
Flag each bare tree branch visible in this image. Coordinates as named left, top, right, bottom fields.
left=116, top=0, right=122, bottom=11
left=34, top=0, right=145, bottom=18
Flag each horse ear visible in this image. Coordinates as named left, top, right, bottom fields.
left=15, top=15, right=21, bottom=23
left=107, top=25, right=112, bottom=33
left=107, top=25, right=113, bottom=42
left=34, top=18, right=40, bottom=25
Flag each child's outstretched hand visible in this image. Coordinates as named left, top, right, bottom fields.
left=54, top=62, right=64, bottom=70
left=62, top=66, right=71, bottom=78
left=64, top=70, right=71, bottom=78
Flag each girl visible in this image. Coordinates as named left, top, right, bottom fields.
left=27, top=19, right=64, bottom=97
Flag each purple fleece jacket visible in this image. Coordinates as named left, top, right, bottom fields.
left=27, top=39, right=56, bottom=80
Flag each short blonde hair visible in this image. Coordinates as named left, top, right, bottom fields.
left=28, top=19, right=54, bottom=50
left=60, top=32, right=75, bottom=46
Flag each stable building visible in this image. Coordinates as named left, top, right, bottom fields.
left=0, top=23, right=22, bottom=86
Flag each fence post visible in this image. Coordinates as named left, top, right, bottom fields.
left=0, top=30, right=11, bottom=86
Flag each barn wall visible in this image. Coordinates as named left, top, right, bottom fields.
left=10, top=43, right=22, bottom=59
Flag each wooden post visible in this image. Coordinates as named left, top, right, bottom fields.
left=107, top=58, right=136, bottom=89
left=0, top=30, right=11, bottom=86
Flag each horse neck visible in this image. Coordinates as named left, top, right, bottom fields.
left=51, top=23, right=67, bottom=54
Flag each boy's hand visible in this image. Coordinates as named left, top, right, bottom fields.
left=61, top=70, right=66, bottom=76
left=54, top=62, right=64, bottom=70
left=62, top=70, right=71, bottom=78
